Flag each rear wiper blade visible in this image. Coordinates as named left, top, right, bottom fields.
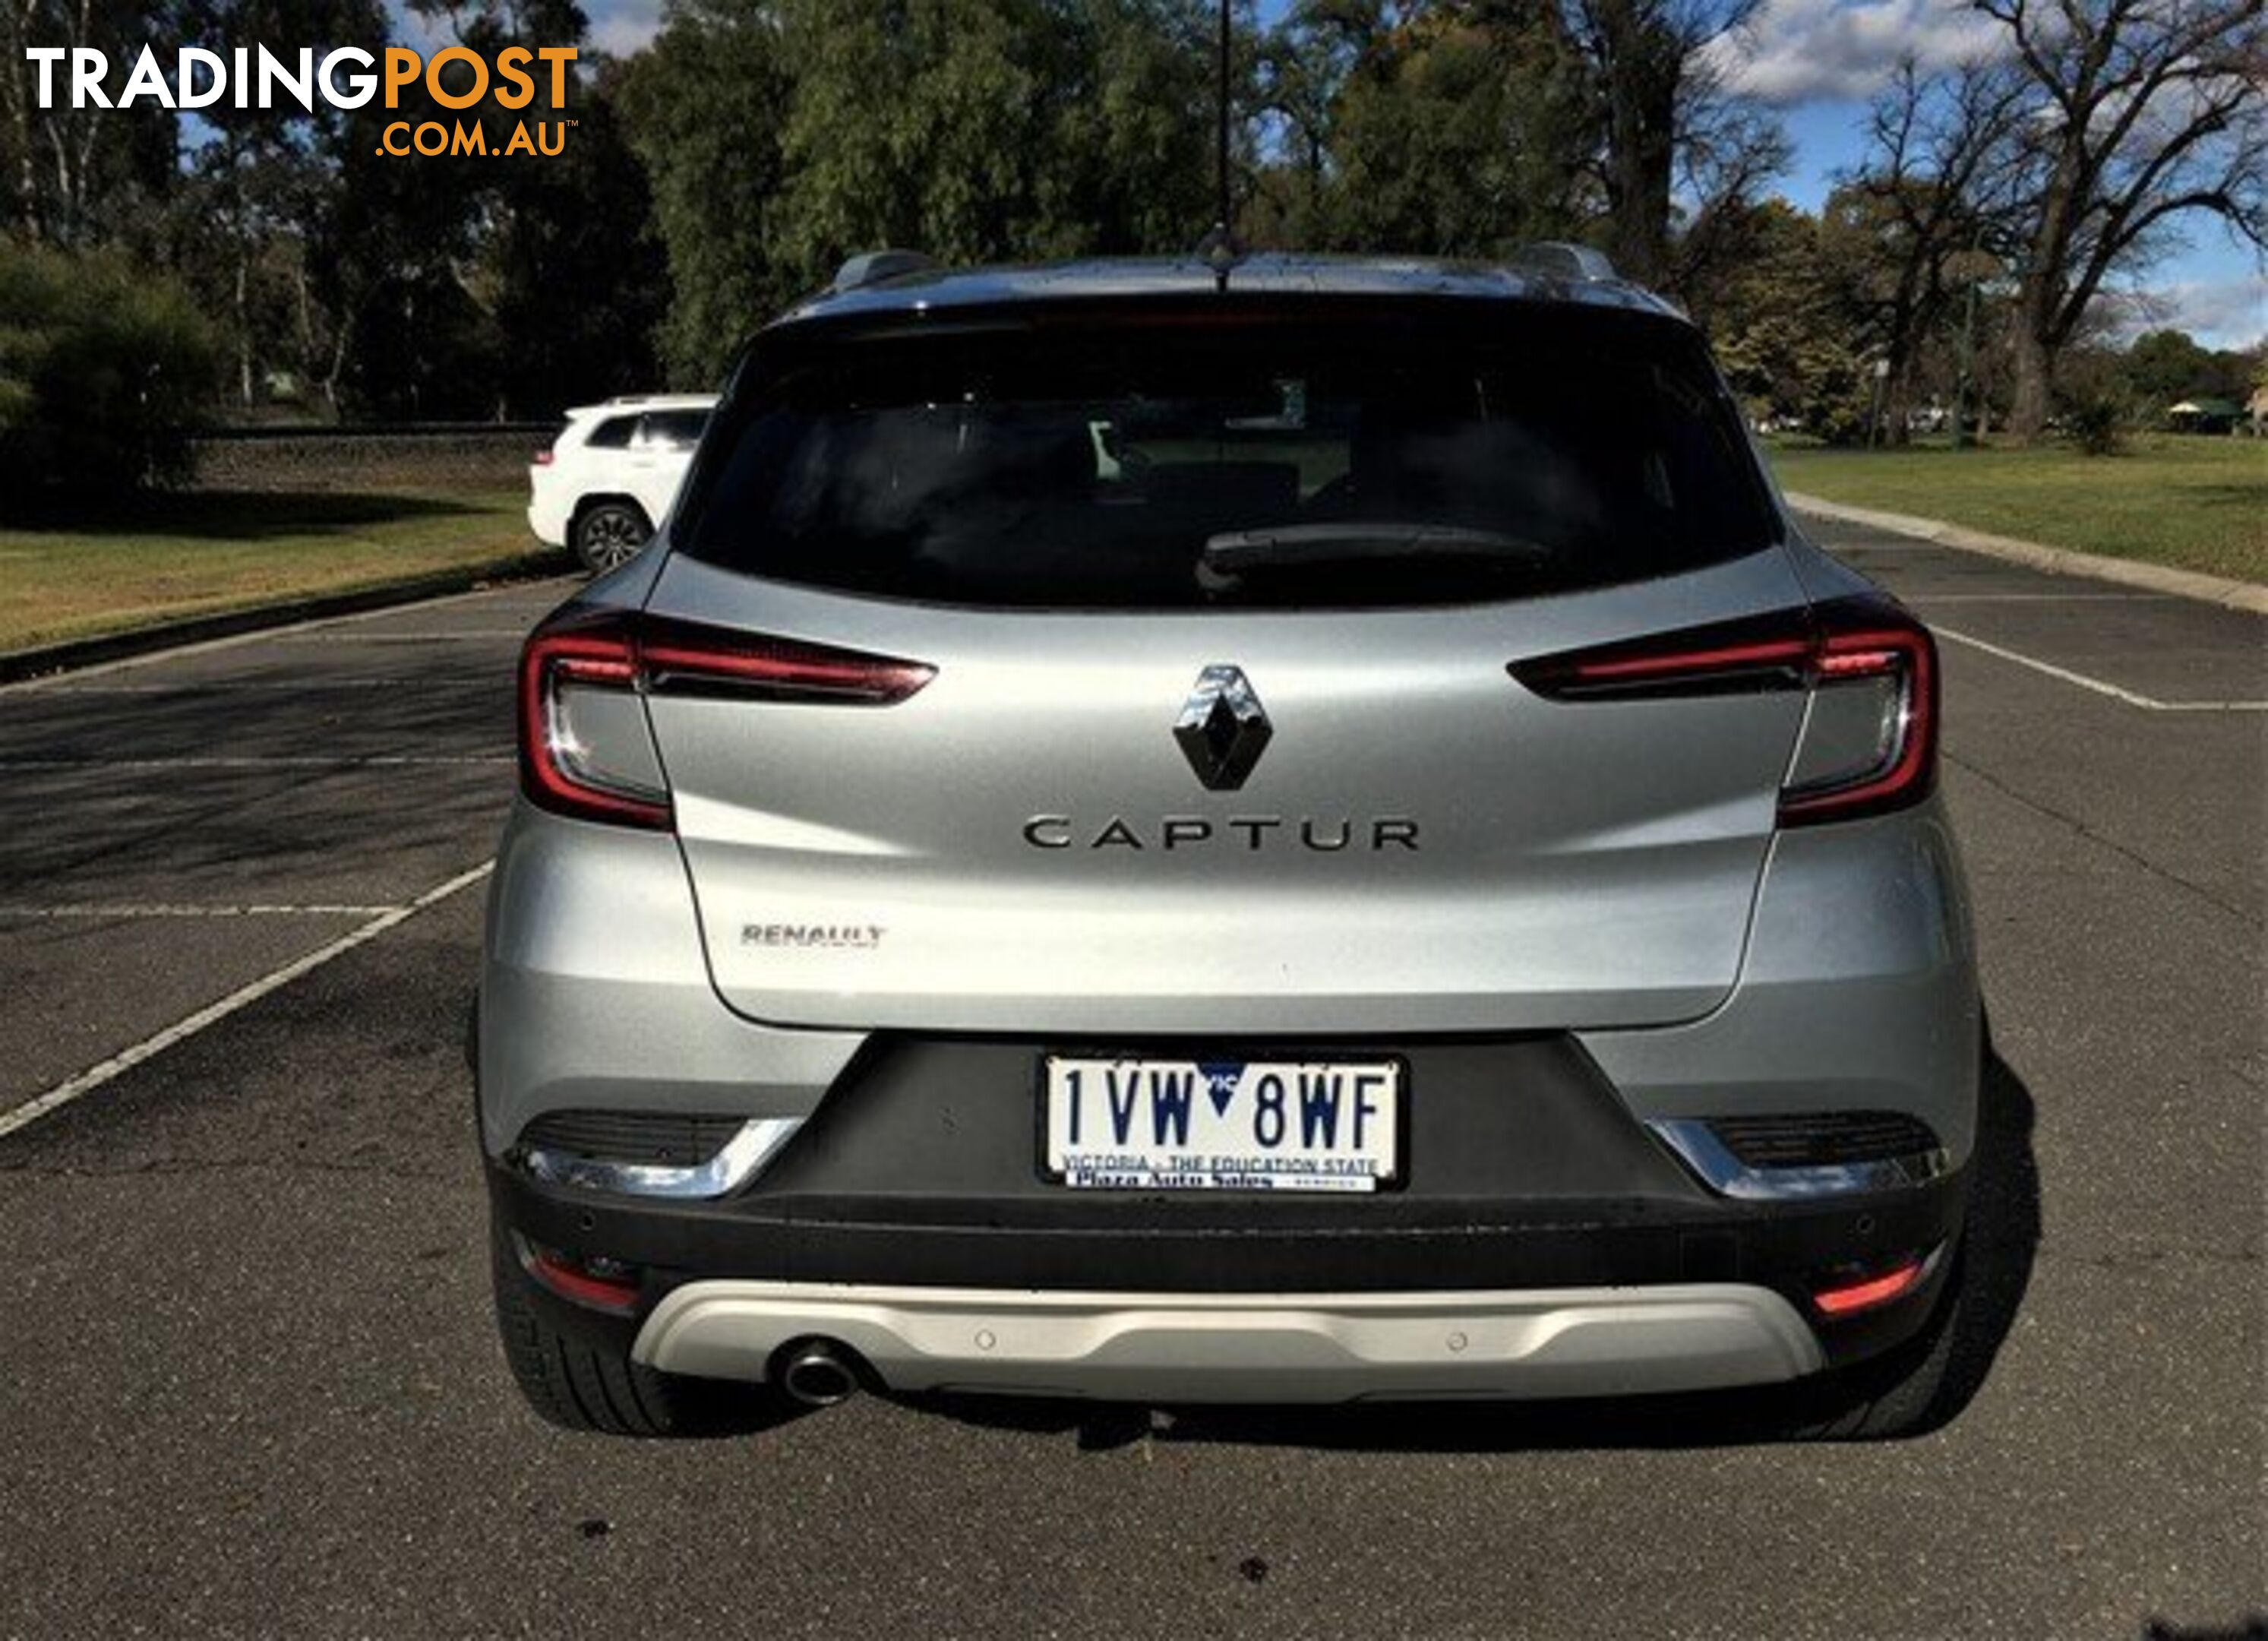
left=1199, top=521, right=1554, bottom=573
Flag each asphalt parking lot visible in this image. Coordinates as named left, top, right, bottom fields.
left=2, top=519, right=2260, bottom=1639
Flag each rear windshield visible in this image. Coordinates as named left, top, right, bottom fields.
left=641, top=409, right=709, bottom=449
left=675, top=304, right=1777, bottom=609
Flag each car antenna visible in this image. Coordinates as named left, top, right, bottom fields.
left=1196, top=0, right=1242, bottom=292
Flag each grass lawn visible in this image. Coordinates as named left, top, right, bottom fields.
left=1765, top=435, right=2268, bottom=583
left=0, top=489, right=557, bottom=654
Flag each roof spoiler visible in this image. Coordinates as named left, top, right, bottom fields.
left=1505, top=242, right=1619, bottom=283
left=832, top=250, right=940, bottom=294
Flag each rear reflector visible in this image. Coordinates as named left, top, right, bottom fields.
left=518, top=1237, right=643, bottom=1316
left=1812, top=1255, right=1927, bottom=1317
left=1508, top=593, right=1937, bottom=827
left=518, top=606, right=934, bottom=828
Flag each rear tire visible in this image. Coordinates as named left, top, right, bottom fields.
left=489, top=1219, right=763, bottom=1437
left=570, top=500, right=652, bottom=574
left=1784, top=1247, right=1965, bottom=1440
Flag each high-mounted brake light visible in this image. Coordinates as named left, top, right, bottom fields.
left=1508, top=593, right=1938, bottom=827
left=517, top=608, right=935, bottom=829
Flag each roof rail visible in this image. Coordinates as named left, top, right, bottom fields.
left=832, top=250, right=940, bottom=294
left=1505, top=242, right=1619, bottom=283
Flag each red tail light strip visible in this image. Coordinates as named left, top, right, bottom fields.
left=517, top=608, right=934, bottom=828
left=1510, top=609, right=1818, bottom=700
left=1508, top=593, right=1938, bottom=827
left=638, top=617, right=937, bottom=704
left=1812, top=1254, right=1928, bottom=1317
left=1567, top=635, right=1813, bottom=684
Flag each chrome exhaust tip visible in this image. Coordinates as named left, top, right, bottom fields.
left=773, top=1338, right=862, bottom=1408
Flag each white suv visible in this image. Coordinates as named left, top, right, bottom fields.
left=529, top=394, right=719, bottom=573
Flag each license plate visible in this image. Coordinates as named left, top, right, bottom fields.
left=1042, top=1055, right=1402, bottom=1192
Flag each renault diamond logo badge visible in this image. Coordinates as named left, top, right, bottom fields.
left=1175, top=665, right=1271, bottom=791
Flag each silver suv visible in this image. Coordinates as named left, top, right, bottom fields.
left=479, top=251, right=1979, bottom=1438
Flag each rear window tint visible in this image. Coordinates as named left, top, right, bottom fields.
left=677, top=305, right=1777, bottom=609
left=583, top=415, right=637, bottom=450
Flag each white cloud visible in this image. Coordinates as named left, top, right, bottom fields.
left=2105, top=277, right=2268, bottom=350
left=1706, top=0, right=2006, bottom=106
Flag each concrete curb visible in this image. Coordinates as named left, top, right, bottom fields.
left=1784, top=492, right=2268, bottom=615
left=0, top=556, right=566, bottom=686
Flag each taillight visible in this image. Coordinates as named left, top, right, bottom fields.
left=1777, top=600, right=1936, bottom=827
left=1511, top=609, right=1816, bottom=700
left=532, top=448, right=554, bottom=466
left=517, top=607, right=934, bottom=828
left=1508, top=593, right=1937, bottom=827
left=637, top=620, right=937, bottom=704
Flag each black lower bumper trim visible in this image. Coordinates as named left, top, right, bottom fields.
left=486, top=1031, right=1971, bottom=1371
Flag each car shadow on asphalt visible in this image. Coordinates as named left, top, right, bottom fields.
left=908, top=1035, right=2041, bottom=1454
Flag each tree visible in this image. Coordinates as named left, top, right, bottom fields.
left=1562, top=0, right=1777, bottom=289
left=303, top=0, right=666, bottom=416
left=1701, top=197, right=1876, bottom=441
left=169, top=0, right=389, bottom=411
left=1976, top=0, right=2266, bottom=439
left=1044, top=0, right=1220, bottom=257
left=0, top=242, right=216, bottom=501
left=1831, top=57, right=2023, bottom=441
left=2118, top=326, right=2252, bottom=407
left=624, top=0, right=1222, bottom=384
left=0, top=0, right=179, bottom=245
left=1251, top=0, right=1374, bottom=243
left=1255, top=0, right=1783, bottom=290
left=1278, top=1, right=1593, bottom=255
left=618, top=0, right=793, bottom=384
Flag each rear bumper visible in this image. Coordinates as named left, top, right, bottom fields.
left=488, top=1139, right=1966, bottom=1393
left=526, top=479, right=568, bottom=547
left=632, top=1279, right=1824, bottom=1401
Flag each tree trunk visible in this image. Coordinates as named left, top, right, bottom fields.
left=2008, top=326, right=2054, bottom=444
left=1603, top=116, right=1673, bottom=287
left=5, top=0, right=42, bottom=241
left=234, top=245, right=254, bottom=411
left=1590, top=0, right=1676, bottom=288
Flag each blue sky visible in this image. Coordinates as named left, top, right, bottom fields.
left=404, top=0, right=2261, bottom=346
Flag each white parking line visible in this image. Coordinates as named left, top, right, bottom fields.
left=1935, top=627, right=2268, bottom=712
left=0, top=903, right=403, bottom=919
left=1909, top=593, right=2172, bottom=603
left=0, top=862, right=493, bottom=1142
left=0, top=754, right=513, bottom=770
